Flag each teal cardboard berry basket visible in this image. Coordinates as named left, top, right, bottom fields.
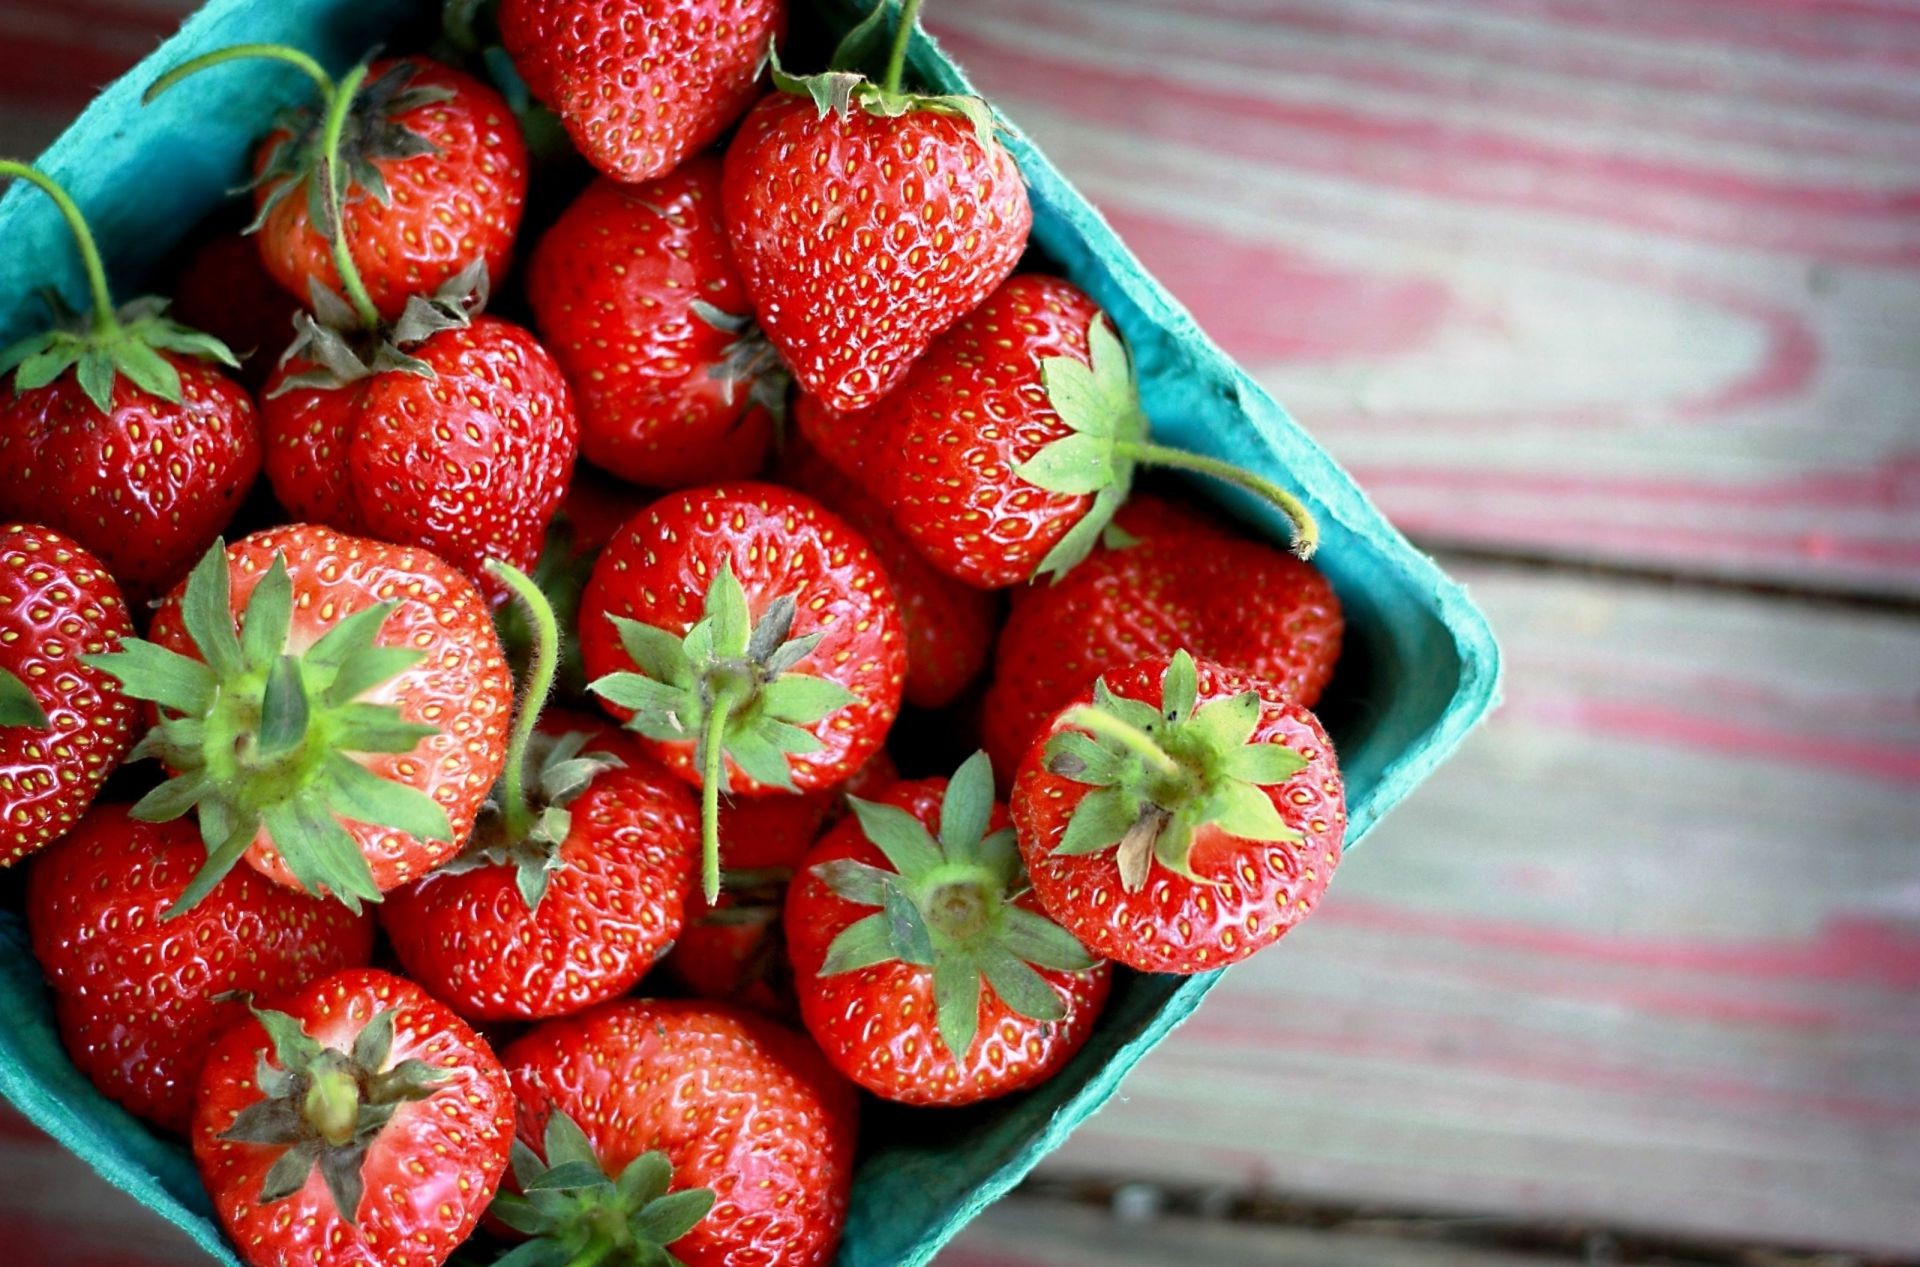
left=0, top=1, right=1501, bottom=1263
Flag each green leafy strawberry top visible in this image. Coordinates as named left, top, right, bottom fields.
left=489, top=1112, right=715, bottom=1267
left=1043, top=651, right=1308, bottom=892
left=271, top=260, right=489, bottom=396
left=690, top=300, right=792, bottom=430
left=0, top=667, right=48, bottom=730
left=815, top=751, right=1097, bottom=1062
left=219, top=1004, right=448, bottom=1222
left=0, top=163, right=239, bottom=415
left=590, top=559, right=862, bottom=903
left=85, top=541, right=452, bottom=914
left=770, top=0, right=998, bottom=149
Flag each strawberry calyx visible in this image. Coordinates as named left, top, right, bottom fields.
left=269, top=260, right=488, bottom=395
left=1042, top=650, right=1308, bottom=893
left=691, top=300, right=792, bottom=430
left=1015, top=315, right=1320, bottom=580
left=589, top=559, right=861, bottom=904
left=814, top=751, right=1096, bottom=1062
left=491, top=1111, right=715, bottom=1266
left=0, top=163, right=240, bottom=414
left=84, top=540, right=453, bottom=914
left=0, top=666, right=48, bottom=729
left=219, top=1003, right=449, bottom=1223
left=768, top=0, right=997, bottom=150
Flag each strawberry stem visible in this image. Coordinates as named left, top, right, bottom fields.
left=316, top=62, right=382, bottom=332
left=698, top=685, right=747, bottom=904
left=487, top=561, right=559, bottom=846
left=1058, top=703, right=1186, bottom=785
left=0, top=163, right=120, bottom=338
left=143, top=43, right=337, bottom=109
left=1113, top=439, right=1321, bottom=560
left=883, top=0, right=927, bottom=97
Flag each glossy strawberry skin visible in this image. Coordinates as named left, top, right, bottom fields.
left=147, top=526, right=514, bottom=893
left=27, top=807, right=375, bottom=1134
left=872, top=275, right=1104, bottom=589
left=0, top=525, right=137, bottom=865
left=382, top=723, right=699, bottom=1021
left=579, top=482, right=905, bottom=794
left=1013, top=658, right=1347, bottom=974
left=253, top=57, right=527, bottom=321
left=982, top=528, right=1343, bottom=780
left=787, top=778, right=1110, bottom=1106
left=0, top=357, right=262, bottom=598
left=722, top=94, right=1032, bottom=414
left=783, top=441, right=996, bottom=709
left=499, top=0, right=784, bottom=183
left=193, top=969, right=514, bottom=1267
left=262, top=316, right=579, bottom=601
left=527, top=158, right=772, bottom=487
left=502, top=998, right=857, bottom=1267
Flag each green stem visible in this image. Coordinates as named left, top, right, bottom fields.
left=303, top=1066, right=360, bottom=1148
left=143, top=43, right=337, bottom=108
left=883, top=0, right=927, bottom=96
left=697, top=686, right=746, bottom=905
left=316, top=62, right=381, bottom=331
left=0, top=162, right=119, bottom=336
left=1058, top=704, right=1184, bottom=783
left=487, top=562, right=559, bottom=846
left=1114, top=439, right=1321, bottom=560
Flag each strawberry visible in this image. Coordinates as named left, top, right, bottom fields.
left=26, top=805, right=374, bottom=1134
left=0, top=164, right=262, bottom=599
left=0, top=523, right=137, bottom=864
left=785, top=752, right=1107, bottom=1105
left=783, top=439, right=995, bottom=709
left=721, top=2, right=1031, bottom=414
left=261, top=265, right=579, bottom=601
left=498, top=998, right=857, bottom=1267
left=383, top=569, right=698, bottom=1021
left=981, top=516, right=1342, bottom=778
left=527, top=157, right=783, bottom=488
left=1011, top=651, right=1346, bottom=974
left=498, top=0, right=785, bottom=183
left=164, top=216, right=304, bottom=392
left=873, top=273, right=1318, bottom=589
left=792, top=387, right=877, bottom=482
left=149, top=50, right=527, bottom=323
left=88, top=526, right=513, bottom=910
left=192, top=968, right=514, bottom=1267
left=581, top=482, right=905, bottom=899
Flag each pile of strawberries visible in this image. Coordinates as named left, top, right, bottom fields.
left=0, top=1, right=1348, bottom=1264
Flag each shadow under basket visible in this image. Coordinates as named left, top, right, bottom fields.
left=0, top=1, right=1502, bottom=1263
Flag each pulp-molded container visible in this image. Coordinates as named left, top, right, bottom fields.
left=0, top=1, right=1502, bottom=1263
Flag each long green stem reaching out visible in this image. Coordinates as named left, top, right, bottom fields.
left=1057, top=704, right=1184, bottom=783
left=487, top=561, right=560, bottom=846
left=698, top=686, right=747, bottom=904
left=0, top=162, right=120, bottom=337
left=883, top=0, right=928, bottom=96
left=1113, top=439, right=1321, bottom=560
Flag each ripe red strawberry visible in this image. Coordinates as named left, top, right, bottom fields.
left=527, top=157, right=782, bottom=488
left=89, top=526, right=514, bottom=910
left=261, top=267, right=579, bottom=600
left=0, top=524, right=137, bottom=864
left=0, top=164, right=261, bottom=598
left=26, top=805, right=374, bottom=1134
left=722, top=7, right=1031, bottom=414
left=192, top=968, right=514, bottom=1267
left=1012, top=652, right=1346, bottom=974
left=499, top=0, right=785, bottom=183
left=384, top=569, right=698, bottom=1021
left=784, top=440, right=995, bottom=709
left=499, top=998, right=857, bottom=1267
left=164, top=218, right=304, bottom=392
left=149, top=50, right=527, bottom=322
left=793, top=387, right=878, bottom=482
left=581, top=482, right=906, bottom=899
left=981, top=517, right=1342, bottom=779
left=786, top=752, right=1108, bottom=1105
left=874, top=274, right=1318, bottom=590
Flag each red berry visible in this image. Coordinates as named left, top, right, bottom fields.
left=1011, top=653, right=1347, bottom=974
left=500, top=0, right=784, bottom=183
left=786, top=755, right=1108, bottom=1105
left=527, top=158, right=779, bottom=488
left=165, top=222, right=303, bottom=392
left=0, top=524, right=136, bottom=864
left=27, top=806, right=374, bottom=1133
left=193, top=968, right=514, bottom=1267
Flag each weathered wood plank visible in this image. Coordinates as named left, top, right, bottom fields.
left=925, top=0, right=1920, bottom=597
